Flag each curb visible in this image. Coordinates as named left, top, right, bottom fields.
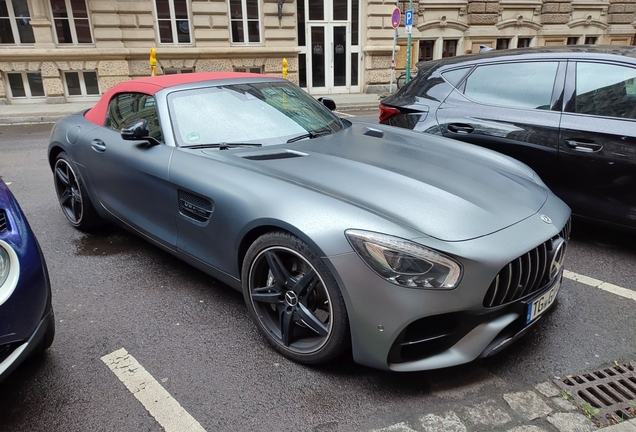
left=0, top=115, right=62, bottom=125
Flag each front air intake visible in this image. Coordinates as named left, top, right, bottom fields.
left=0, top=210, right=7, bottom=232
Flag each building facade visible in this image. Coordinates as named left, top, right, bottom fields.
left=0, top=0, right=634, bottom=105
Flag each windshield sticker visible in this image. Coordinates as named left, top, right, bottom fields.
left=186, top=132, right=200, bottom=141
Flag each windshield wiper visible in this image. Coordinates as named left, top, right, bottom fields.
left=286, top=128, right=333, bottom=143
left=182, top=142, right=263, bottom=150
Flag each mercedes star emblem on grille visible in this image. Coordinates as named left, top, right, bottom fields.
left=549, top=238, right=567, bottom=279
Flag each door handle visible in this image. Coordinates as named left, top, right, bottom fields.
left=564, top=139, right=603, bottom=153
left=91, top=139, right=106, bottom=152
left=447, top=123, right=474, bottom=134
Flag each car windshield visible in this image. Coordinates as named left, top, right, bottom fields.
left=167, top=81, right=343, bottom=147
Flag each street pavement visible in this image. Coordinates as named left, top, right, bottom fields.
left=0, top=98, right=636, bottom=432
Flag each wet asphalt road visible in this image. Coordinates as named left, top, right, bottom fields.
left=0, top=120, right=634, bottom=432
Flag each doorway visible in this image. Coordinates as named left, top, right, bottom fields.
left=299, top=0, right=360, bottom=94
left=308, top=24, right=349, bottom=92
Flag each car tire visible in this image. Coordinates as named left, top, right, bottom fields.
left=53, top=152, right=102, bottom=230
left=242, top=231, right=350, bottom=365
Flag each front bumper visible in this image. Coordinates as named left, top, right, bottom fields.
left=0, top=308, right=54, bottom=384
left=325, top=195, right=570, bottom=371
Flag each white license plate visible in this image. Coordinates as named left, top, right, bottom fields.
left=526, top=280, right=560, bottom=324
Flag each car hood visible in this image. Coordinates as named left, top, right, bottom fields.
left=212, top=123, right=548, bottom=241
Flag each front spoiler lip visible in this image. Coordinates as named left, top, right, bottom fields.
left=0, top=308, right=53, bottom=385
left=388, top=272, right=562, bottom=372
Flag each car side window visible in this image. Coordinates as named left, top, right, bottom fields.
left=442, top=67, right=471, bottom=88
left=105, top=93, right=163, bottom=142
left=463, top=62, right=559, bottom=110
left=575, top=62, right=636, bottom=120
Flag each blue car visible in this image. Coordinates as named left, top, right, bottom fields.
left=0, top=178, right=54, bottom=384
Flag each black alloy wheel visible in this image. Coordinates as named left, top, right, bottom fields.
left=242, top=232, right=349, bottom=364
left=53, top=152, right=101, bottom=230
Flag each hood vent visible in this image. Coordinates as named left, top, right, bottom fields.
left=241, top=151, right=306, bottom=161
left=363, top=127, right=385, bottom=139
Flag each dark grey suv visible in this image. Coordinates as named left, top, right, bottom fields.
left=380, top=46, right=636, bottom=231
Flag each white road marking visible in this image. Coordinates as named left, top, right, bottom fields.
left=101, top=348, right=206, bottom=432
left=335, top=111, right=354, bottom=117
left=564, top=270, right=636, bottom=301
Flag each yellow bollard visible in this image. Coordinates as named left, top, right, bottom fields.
left=150, top=47, right=157, bottom=76
left=282, top=58, right=288, bottom=79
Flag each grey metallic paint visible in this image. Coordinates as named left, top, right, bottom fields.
left=48, top=77, right=570, bottom=370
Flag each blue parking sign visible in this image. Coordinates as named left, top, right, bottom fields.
left=405, top=9, right=413, bottom=26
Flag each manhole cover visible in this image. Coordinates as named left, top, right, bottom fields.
left=553, top=361, right=636, bottom=426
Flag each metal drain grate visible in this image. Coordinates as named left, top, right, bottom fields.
left=553, top=361, right=636, bottom=426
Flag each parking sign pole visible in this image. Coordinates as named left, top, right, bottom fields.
left=390, top=27, right=397, bottom=93
left=389, top=5, right=400, bottom=93
left=405, top=0, right=413, bottom=84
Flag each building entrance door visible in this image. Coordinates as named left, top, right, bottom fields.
left=307, top=23, right=350, bottom=93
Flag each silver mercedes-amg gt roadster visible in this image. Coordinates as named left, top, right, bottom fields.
left=48, top=73, right=570, bottom=371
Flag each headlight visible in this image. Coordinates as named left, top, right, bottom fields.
left=0, top=245, right=9, bottom=287
left=0, top=241, right=19, bottom=306
left=345, top=230, right=462, bottom=289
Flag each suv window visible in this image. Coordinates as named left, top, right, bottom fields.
left=575, top=62, right=636, bottom=120
left=442, top=67, right=471, bottom=87
left=106, top=93, right=163, bottom=141
left=463, top=62, right=559, bottom=110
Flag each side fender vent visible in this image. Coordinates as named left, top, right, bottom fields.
left=242, top=151, right=306, bottom=161
left=0, top=210, right=7, bottom=233
left=178, top=190, right=213, bottom=223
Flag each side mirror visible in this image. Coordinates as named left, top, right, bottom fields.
left=121, top=119, right=150, bottom=140
left=317, top=97, right=336, bottom=111
left=121, top=119, right=160, bottom=145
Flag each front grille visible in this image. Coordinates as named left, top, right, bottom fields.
left=483, top=218, right=571, bottom=308
left=0, top=210, right=7, bottom=232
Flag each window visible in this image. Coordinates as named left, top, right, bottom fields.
left=230, top=0, right=260, bottom=44
left=163, top=68, right=194, bottom=74
left=106, top=93, right=163, bottom=141
left=567, top=37, right=579, bottom=45
left=463, top=62, right=559, bottom=109
left=155, top=0, right=190, bottom=44
left=233, top=66, right=263, bottom=73
left=442, top=68, right=470, bottom=87
left=167, top=82, right=342, bottom=147
left=0, top=0, right=35, bottom=45
left=496, top=38, right=510, bottom=50
left=64, top=71, right=100, bottom=97
left=584, top=36, right=597, bottom=45
left=6, top=72, right=45, bottom=99
left=50, top=0, right=92, bottom=44
left=442, top=40, right=457, bottom=58
left=419, top=40, right=434, bottom=61
left=518, top=38, right=532, bottom=48
left=575, top=62, right=636, bottom=119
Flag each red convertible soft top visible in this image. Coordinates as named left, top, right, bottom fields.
left=84, top=72, right=269, bottom=126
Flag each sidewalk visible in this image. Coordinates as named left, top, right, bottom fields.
left=0, top=92, right=383, bottom=125
left=367, top=377, right=636, bottom=432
